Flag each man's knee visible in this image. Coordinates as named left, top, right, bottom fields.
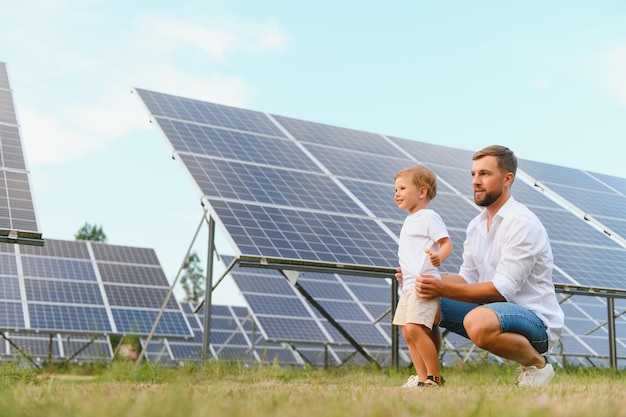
left=463, top=307, right=500, bottom=347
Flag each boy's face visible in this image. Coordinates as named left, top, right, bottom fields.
left=394, top=175, right=424, bottom=214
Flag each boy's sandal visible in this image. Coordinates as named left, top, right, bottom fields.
left=424, top=375, right=445, bottom=387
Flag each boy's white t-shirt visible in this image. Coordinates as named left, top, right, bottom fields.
left=398, top=208, right=450, bottom=292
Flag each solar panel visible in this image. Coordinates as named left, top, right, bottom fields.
left=1, top=332, right=114, bottom=364
left=0, top=238, right=192, bottom=338
left=135, top=88, right=626, bottom=367
left=145, top=302, right=302, bottom=365
left=519, top=159, right=626, bottom=244
left=0, top=62, right=42, bottom=245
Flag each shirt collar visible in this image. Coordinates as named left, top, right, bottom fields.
left=477, top=195, right=517, bottom=223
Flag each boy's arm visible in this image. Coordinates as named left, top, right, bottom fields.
left=427, top=237, right=453, bottom=267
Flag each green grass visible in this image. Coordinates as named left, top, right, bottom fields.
left=0, top=361, right=624, bottom=417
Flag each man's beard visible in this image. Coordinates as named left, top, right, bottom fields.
left=474, top=188, right=501, bottom=207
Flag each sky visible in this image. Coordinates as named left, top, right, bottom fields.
left=0, top=1, right=625, bottom=306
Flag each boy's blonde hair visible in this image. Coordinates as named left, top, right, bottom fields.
left=395, top=165, right=438, bottom=201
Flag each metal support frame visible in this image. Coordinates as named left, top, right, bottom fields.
left=0, top=332, right=40, bottom=368
left=554, top=284, right=626, bottom=370
left=606, top=297, right=617, bottom=370
left=137, top=209, right=209, bottom=366
left=202, top=217, right=216, bottom=362
left=391, top=277, right=399, bottom=369
left=291, top=281, right=380, bottom=368
left=64, top=334, right=101, bottom=363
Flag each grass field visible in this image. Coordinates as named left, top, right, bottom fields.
left=0, top=361, right=624, bottom=417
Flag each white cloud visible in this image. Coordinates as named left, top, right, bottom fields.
left=8, top=5, right=286, bottom=167
left=133, top=64, right=258, bottom=107
left=139, top=14, right=287, bottom=61
left=20, top=90, right=148, bottom=166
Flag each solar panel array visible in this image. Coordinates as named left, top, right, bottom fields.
left=0, top=62, right=42, bottom=245
left=1, top=332, right=113, bottom=364
left=143, top=302, right=304, bottom=366
left=135, top=88, right=626, bottom=367
left=0, top=238, right=192, bottom=338
left=215, top=261, right=626, bottom=368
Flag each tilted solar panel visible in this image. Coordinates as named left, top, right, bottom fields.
left=0, top=239, right=192, bottom=338
left=0, top=62, right=42, bottom=245
left=147, top=302, right=301, bottom=365
left=135, top=88, right=626, bottom=366
left=520, top=158, right=626, bottom=244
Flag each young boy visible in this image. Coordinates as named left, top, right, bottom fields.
left=393, top=165, right=453, bottom=388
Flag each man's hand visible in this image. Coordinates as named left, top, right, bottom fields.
left=415, top=274, right=444, bottom=299
left=395, top=266, right=403, bottom=288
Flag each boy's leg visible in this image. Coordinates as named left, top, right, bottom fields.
left=403, top=324, right=427, bottom=381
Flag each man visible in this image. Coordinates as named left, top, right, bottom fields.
left=397, top=145, right=564, bottom=387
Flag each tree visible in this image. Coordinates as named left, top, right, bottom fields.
left=74, top=222, right=108, bottom=242
left=180, top=252, right=205, bottom=302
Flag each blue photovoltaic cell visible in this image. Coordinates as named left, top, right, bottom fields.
left=155, top=117, right=321, bottom=172
left=547, top=183, right=626, bottom=220
left=20, top=257, right=97, bottom=281
left=0, top=252, right=17, bottom=275
left=181, top=155, right=365, bottom=215
left=135, top=88, right=285, bottom=137
left=209, top=198, right=398, bottom=268
left=551, top=243, right=626, bottom=290
left=24, top=279, right=104, bottom=305
left=104, top=285, right=178, bottom=309
left=255, top=316, right=328, bottom=342
left=506, top=182, right=563, bottom=210
left=111, top=309, right=189, bottom=336
left=304, top=144, right=415, bottom=183
left=20, top=239, right=90, bottom=259
left=592, top=172, right=626, bottom=196
left=336, top=179, right=404, bottom=222
left=273, top=115, right=404, bottom=158
left=97, top=263, right=167, bottom=286
left=520, top=159, right=603, bottom=191
left=0, top=90, right=18, bottom=125
left=308, top=299, right=370, bottom=322
left=228, top=273, right=296, bottom=296
left=0, top=124, right=26, bottom=170
left=29, top=304, right=111, bottom=332
left=298, top=280, right=353, bottom=301
left=600, top=218, right=626, bottom=241
left=531, top=207, right=621, bottom=248
left=0, top=301, right=24, bottom=328
left=244, top=294, right=311, bottom=318
left=389, top=136, right=475, bottom=170
left=91, top=242, right=160, bottom=264
left=0, top=275, right=20, bottom=301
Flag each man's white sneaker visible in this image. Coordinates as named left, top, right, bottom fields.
left=517, top=363, right=555, bottom=387
left=401, top=375, right=423, bottom=388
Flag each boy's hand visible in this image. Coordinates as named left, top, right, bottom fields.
left=425, top=248, right=443, bottom=267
